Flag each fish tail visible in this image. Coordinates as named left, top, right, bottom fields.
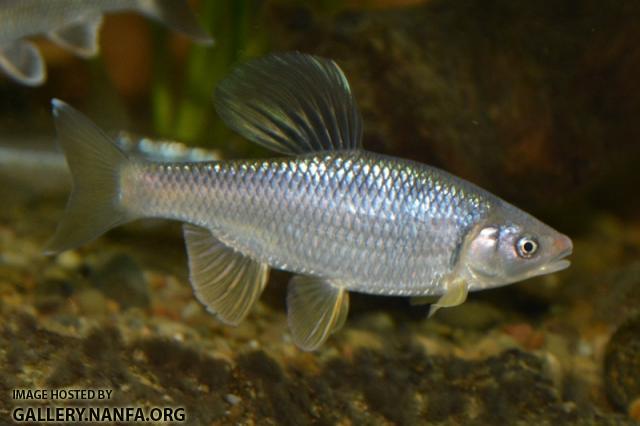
left=135, top=0, right=213, bottom=45
left=44, top=99, right=133, bottom=254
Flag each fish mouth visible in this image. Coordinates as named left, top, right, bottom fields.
left=537, top=259, right=571, bottom=274
left=532, top=239, right=573, bottom=276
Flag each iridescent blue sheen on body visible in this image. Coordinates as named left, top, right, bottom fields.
left=121, top=150, right=493, bottom=296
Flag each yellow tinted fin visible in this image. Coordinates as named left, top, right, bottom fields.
left=287, top=276, right=350, bottom=351
left=183, top=224, right=269, bottom=325
left=0, top=40, right=45, bottom=86
left=48, top=15, right=103, bottom=58
left=428, top=278, right=468, bottom=318
left=214, top=52, right=363, bottom=155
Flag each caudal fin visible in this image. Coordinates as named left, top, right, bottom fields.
left=0, top=40, right=46, bottom=86
left=136, top=0, right=214, bottom=45
left=45, top=99, right=131, bottom=254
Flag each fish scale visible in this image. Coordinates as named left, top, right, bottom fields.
left=121, top=151, right=489, bottom=296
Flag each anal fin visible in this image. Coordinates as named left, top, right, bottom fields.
left=0, top=40, right=45, bottom=86
left=428, top=277, right=469, bottom=318
left=287, top=276, right=350, bottom=351
left=183, top=224, right=269, bottom=325
left=48, top=15, right=103, bottom=58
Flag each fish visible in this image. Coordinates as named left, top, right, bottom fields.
left=115, top=131, right=220, bottom=163
left=0, top=0, right=213, bottom=86
left=46, top=52, right=573, bottom=351
left=0, top=132, right=219, bottom=194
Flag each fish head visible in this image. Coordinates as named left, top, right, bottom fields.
left=462, top=205, right=572, bottom=290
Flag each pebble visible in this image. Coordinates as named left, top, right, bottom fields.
left=603, top=312, right=640, bottom=412
left=341, top=329, right=384, bottom=352
left=225, top=394, right=242, bottom=405
left=435, top=301, right=504, bottom=331
left=1, top=251, right=30, bottom=268
left=75, top=288, right=109, bottom=317
left=577, top=339, right=593, bottom=357
left=181, top=300, right=204, bottom=321
left=503, top=323, right=545, bottom=350
left=56, top=250, right=82, bottom=270
left=541, top=351, right=564, bottom=391
left=629, top=397, right=640, bottom=421
left=93, top=254, right=150, bottom=309
left=354, top=312, right=395, bottom=332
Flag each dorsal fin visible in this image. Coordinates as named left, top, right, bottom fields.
left=214, top=52, right=363, bottom=155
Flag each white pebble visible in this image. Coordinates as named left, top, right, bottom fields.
left=225, top=394, right=241, bottom=405
left=577, top=340, right=593, bottom=357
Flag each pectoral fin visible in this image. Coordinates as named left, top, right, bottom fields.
left=287, top=276, right=350, bottom=351
left=0, top=40, right=45, bottom=86
left=183, top=224, right=269, bottom=325
left=48, top=15, right=103, bottom=58
left=428, top=278, right=468, bottom=318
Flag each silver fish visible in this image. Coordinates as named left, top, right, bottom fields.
left=0, top=133, right=219, bottom=193
left=115, top=131, right=220, bottom=163
left=0, top=0, right=213, bottom=86
left=46, top=53, right=573, bottom=350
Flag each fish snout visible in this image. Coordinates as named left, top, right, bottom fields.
left=553, top=234, right=573, bottom=259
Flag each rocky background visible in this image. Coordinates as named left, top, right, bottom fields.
left=1, top=0, right=639, bottom=424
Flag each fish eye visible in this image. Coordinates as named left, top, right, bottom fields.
left=516, top=236, right=538, bottom=258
